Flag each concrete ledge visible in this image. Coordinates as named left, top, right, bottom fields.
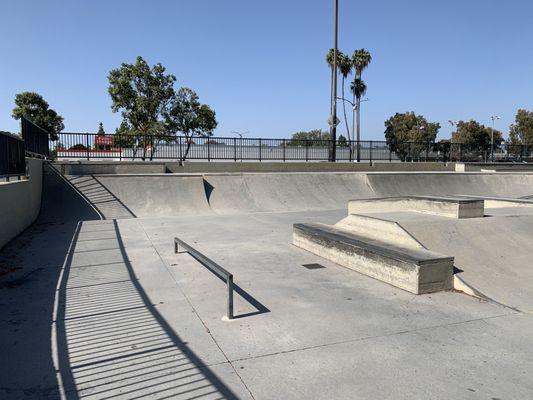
left=348, top=196, right=484, bottom=218
left=293, top=223, right=454, bottom=294
left=456, top=162, right=533, bottom=172
left=52, top=161, right=167, bottom=175
left=457, top=195, right=533, bottom=209
left=52, top=160, right=455, bottom=175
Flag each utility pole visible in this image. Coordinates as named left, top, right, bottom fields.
left=328, top=0, right=339, bottom=162
left=490, top=115, right=500, bottom=162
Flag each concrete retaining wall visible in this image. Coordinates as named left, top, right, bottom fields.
left=0, top=158, right=43, bottom=248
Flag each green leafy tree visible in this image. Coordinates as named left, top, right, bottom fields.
left=108, top=56, right=176, bottom=160
left=384, top=112, right=440, bottom=161
left=114, top=120, right=139, bottom=158
left=288, top=129, right=330, bottom=146
left=12, top=92, right=64, bottom=140
left=165, top=88, right=217, bottom=161
left=508, top=109, right=533, bottom=145
left=351, top=49, right=372, bottom=149
left=451, top=120, right=503, bottom=147
left=338, top=134, right=348, bottom=147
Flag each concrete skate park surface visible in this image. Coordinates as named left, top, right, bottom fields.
left=1, top=164, right=533, bottom=399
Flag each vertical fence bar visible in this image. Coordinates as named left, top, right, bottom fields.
left=305, top=140, right=309, bottom=162
left=233, top=138, right=237, bottom=162
left=86, top=133, right=90, bottom=160
left=259, top=138, right=262, bottom=162
left=369, top=141, right=373, bottom=164
left=283, top=139, right=286, bottom=162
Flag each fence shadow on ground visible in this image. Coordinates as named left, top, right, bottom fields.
left=55, top=220, right=240, bottom=399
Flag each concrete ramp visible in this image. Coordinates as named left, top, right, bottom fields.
left=367, top=172, right=533, bottom=198
left=204, top=173, right=374, bottom=214
left=93, top=174, right=212, bottom=217
left=383, top=213, right=533, bottom=312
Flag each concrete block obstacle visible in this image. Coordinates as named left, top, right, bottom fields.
left=456, top=194, right=533, bottom=209
left=347, top=196, right=485, bottom=219
left=293, top=223, right=454, bottom=294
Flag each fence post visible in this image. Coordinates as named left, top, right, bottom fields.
left=426, top=141, right=429, bottom=161
left=86, top=133, right=90, bottom=160
left=233, top=138, right=237, bottom=162
left=389, top=144, right=392, bottom=162
left=207, top=138, right=211, bottom=161
left=349, top=141, right=353, bottom=162
left=369, top=141, right=373, bottom=164
left=305, top=140, right=309, bottom=162
left=178, top=136, right=183, bottom=161
left=283, top=139, right=286, bottom=162
left=259, top=138, right=262, bottom=162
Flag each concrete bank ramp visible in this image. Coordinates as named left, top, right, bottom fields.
left=389, top=213, right=533, bottom=312
left=203, top=173, right=374, bottom=213
left=57, top=171, right=533, bottom=218
left=367, top=172, right=533, bottom=198
left=91, top=174, right=212, bottom=217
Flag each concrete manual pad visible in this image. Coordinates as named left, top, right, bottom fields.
left=348, top=196, right=484, bottom=218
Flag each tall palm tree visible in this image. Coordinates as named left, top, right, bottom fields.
left=351, top=49, right=372, bottom=161
left=338, top=54, right=353, bottom=140
left=350, top=78, right=367, bottom=102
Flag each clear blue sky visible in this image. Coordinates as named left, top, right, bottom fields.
left=1, top=0, right=532, bottom=140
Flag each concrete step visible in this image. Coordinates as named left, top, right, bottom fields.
left=457, top=195, right=533, bottom=208
left=293, top=223, right=454, bottom=294
left=348, top=196, right=484, bottom=219
left=334, top=214, right=424, bottom=250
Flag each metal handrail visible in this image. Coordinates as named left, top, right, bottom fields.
left=174, top=237, right=234, bottom=320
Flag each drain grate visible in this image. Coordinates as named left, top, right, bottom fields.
left=302, top=263, right=326, bottom=269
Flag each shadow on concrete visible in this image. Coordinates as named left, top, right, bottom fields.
left=63, top=174, right=136, bottom=220
left=53, top=220, right=240, bottom=399
left=0, top=163, right=101, bottom=399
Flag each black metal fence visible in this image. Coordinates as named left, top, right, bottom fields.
left=50, top=132, right=533, bottom=163
left=0, top=131, right=26, bottom=178
left=21, top=116, right=50, bottom=157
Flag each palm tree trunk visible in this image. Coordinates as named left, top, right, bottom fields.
left=356, top=95, right=361, bottom=162
left=352, top=89, right=356, bottom=160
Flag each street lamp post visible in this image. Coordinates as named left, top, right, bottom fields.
left=337, top=97, right=369, bottom=162
left=328, top=0, right=339, bottom=162
left=490, top=115, right=500, bottom=162
left=449, top=120, right=458, bottom=161
left=232, top=131, right=247, bottom=162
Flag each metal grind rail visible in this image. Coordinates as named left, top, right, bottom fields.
left=174, top=237, right=234, bottom=320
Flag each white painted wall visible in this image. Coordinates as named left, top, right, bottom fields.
left=0, top=158, right=43, bottom=248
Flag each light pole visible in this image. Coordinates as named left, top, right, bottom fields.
left=337, top=97, right=369, bottom=162
left=232, top=131, right=248, bottom=162
left=449, top=120, right=458, bottom=161
left=328, top=0, right=339, bottom=162
left=490, top=116, right=500, bottom=162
